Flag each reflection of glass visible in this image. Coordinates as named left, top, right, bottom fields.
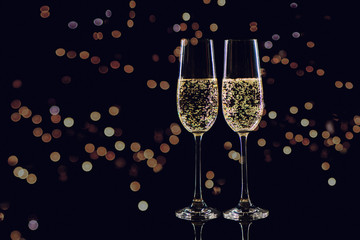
left=222, top=39, right=269, bottom=221
left=175, top=39, right=220, bottom=221
left=192, top=221, right=205, bottom=240
left=239, top=221, right=252, bottom=240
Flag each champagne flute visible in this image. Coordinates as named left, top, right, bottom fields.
left=175, top=38, right=220, bottom=221
left=222, top=39, right=269, bottom=221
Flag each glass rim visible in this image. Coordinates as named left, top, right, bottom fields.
left=224, top=38, right=258, bottom=42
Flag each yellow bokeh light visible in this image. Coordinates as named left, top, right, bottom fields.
left=160, top=143, right=170, bottom=153
left=147, top=79, right=157, bottom=89
left=97, top=146, right=107, bottom=156
left=321, top=162, right=330, bottom=171
left=26, top=173, right=37, bottom=184
left=138, top=200, right=148, bottom=211
left=127, top=19, right=134, bottom=28
left=124, top=64, right=134, bottom=73
left=301, top=118, right=309, bottom=127
left=257, top=138, right=266, bottom=147
left=321, top=131, right=330, bottom=139
left=159, top=81, right=170, bottom=90
left=55, top=48, right=66, bottom=57
left=224, top=141, right=232, bottom=150
left=169, top=135, right=179, bottom=145
left=130, top=181, right=141, bottom=192
left=210, top=23, right=218, bottom=32
left=147, top=158, right=157, bottom=168
left=79, top=51, right=90, bottom=59
left=111, top=30, right=122, bottom=38
left=90, top=111, right=101, bottom=121
left=206, top=171, right=215, bottom=179
left=304, top=102, right=313, bottom=110
left=285, top=131, right=293, bottom=140
left=109, top=106, right=120, bottom=116
left=205, top=179, right=214, bottom=189
left=115, top=141, right=125, bottom=151
left=33, top=127, right=43, bottom=137
left=130, top=142, right=141, bottom=152
left=345, top=82, right=353, bottom=89
left=50, top=152, right=61, bottom=162
left=41, top=133, right=52, bottom=143
left=144, top=149, right=154, bottom=159
left=63, top=117, right=74, bottom=127
left=328, top=177, right=336, bottom=186
left=309, top=129, right=318, bottom=138
left=289, top=106, right=298, bottom=114
left=268, top=111, right=277, bottom=119
left=170, top=123, right=181, bottom=135
left=283, top=146, right=292, bottom=155
left=85, top=143, right=95, bottom=153
left=129, top=0, right=136, bottom=8
left=104, top=127, right=115, bottom=137
left=82, top=161, right=93, bottom=172
left=217, top=0, right=226, bottom=6
left=182, top=12, right=190, bottom=21
left=335, top=81, right=343, bottom=88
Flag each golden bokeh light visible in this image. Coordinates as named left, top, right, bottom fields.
left=8, top=155, right=18, bottom=166
left=115, top=141, right=125, bottom=151
left=124, top=64, right=134, bottom=73
left=82, top=161, right=93, bottom=172
left=97, top=146, right=107, bottom=156
left=111, top=30, right=122, bottom=38
left=170, top=123, right=181, bottom=135
left=159, top=81, right=170, bottom=90
left=321, top=162, right=330, bottom=171
left=130, top=181, right=141, bottom=192
left=257, top=138, right=266, bottom=147
left=50, top=152, right=61, bottom=162
left=90, top=111, right=101, bottom=121
left=109, top=106, right=120, bottom=116
left=160, top=143, right=170, bottom=153
left=224, top=141, right=232, bottom=150
left=41, top=133, right=52, bottom=143
left=138, top=200, right=148, bottom=211
left=63, top=117, right=74, bottom=127
left=169, top=135, right=179, bottom=145
left=26, top=173, right=37, bottom=184
left=85, top=143, right=95, bottom=153
left=205, top=179, right=214, bottom=189
left=55, top=48, right=66, bottom=57
left=144, top=149, right=154, bottom=159
left=206, top=171, right=215, bottom=180
left=147, top=158, right=157, bottom=168
left=210, top=23, right=218, bottom=32
left=147, top=79, right=157, bottom=89
left=130, top=142, right=141, bottom=152
left=104, top=127, right=115, bottom=137
left=79, top=51, right=90, bottom=59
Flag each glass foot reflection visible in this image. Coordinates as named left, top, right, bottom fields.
left=176, top=206, right=220, bottom=221
left=223, top=205, right=269, bottom=221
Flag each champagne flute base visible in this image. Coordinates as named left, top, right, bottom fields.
left=223, top=205, right=269, bottom=221
left=175, top=206, right=220, bottom=221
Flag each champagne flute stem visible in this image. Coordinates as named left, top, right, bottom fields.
left=240, top=222, right=252, bottom=240
left=238, top=132, right=252, bottom=208
left=191, top=133, right=205, bottom=209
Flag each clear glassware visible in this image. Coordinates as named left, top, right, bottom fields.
left=175, top=38, right=220, bottom=221
left=222, top=39, right=269, bottom=221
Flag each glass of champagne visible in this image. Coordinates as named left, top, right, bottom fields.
left=222, top=39, right=269, bottom=221
left=175, top=38, right=220, bottom=221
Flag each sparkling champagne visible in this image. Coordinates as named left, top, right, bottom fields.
left=222, top=78, right=263, bottom=132
left=177, top=78, right=218, bottom=133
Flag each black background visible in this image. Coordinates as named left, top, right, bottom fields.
left=1, top=0, right=359, bottom=239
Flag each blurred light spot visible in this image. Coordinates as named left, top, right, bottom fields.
left=31, top=115, right=42, bottom=124
left=290, top=2, right=298, bottom=8
left=268, top=111, right=277, bottom=119
left=294, top=134, right=303, bottom=142
left=129, top=10, right=136, bottom=19
left=12, top=79, right=22, bottom=88
left=285, top=132, right=294, bottom=140
left=206, top=171, right=215, bottom=180
left=97, top=146, right=107, bottom=156
left=307, top=41, right=315, bottom=48
left=138, top=200, right=148, bottom=211
left=147, top=79, right=157, bottom=89
left=305, top=66, right=314, bottom=73
left=210, top=23, right=218, bottom=32
left=322, top=131, right=330, bottom=139
left=67, top=50, right=77, bottom=59
left=283, top=146, right=292, bottom=155
left=26, top=173, right=37, bottom=184
left=50, top=152, right=61, bottom=162
left=203, top=0, right=211, bottom=4
left=33, top=127, right=43, bottom=137
left=345, top=131, right=353, bottom=140
left=309, top=130, right=318, bottom=138
left=105, top=151, right=116, bottom=161
left=328, top=177, right=336, bottom=186
left=262, top=56, right=270, bottom=63
left=332, top=136, right=341, bottom=144
left=264, top=41, right=273, bottom=49
left=129, top=0, right=136, bottom=8
left=190, top=37, right=198, bottom=45
left=11, top=112, right=21, bottom=122
left=41, top=133, right=52, bottom=143
left=160, top=81, right=170, bottom=90
left=205, top=179, right=214, bottom=189
left=301, top=118, right=309, bottom=127
left=192, top=22, right=199, bottom=30
left=93, top=18, right=103, bottom=26
left=182, top=12, right=190, bottom=21
left=160, top=143, right=170, bottom=153
left=8, top=155, right=18, bottom=166
left=272, top=34, right=280, bottom=40
left=68, top=21, right=78, bottom=29
left=111, top=30, right=121, bottom=38
left=127, top=19, right=134, bottom=28
left=195, top=30, right=203, bottom=38
left=292, top=32, right=300, bottom=38
left=169, top=135, right=179, bottom=145
left=217, top=0, right=226, bottom=6
left=353, top=125, right=360, bottom=133
left=290, top=62, right=298, bottom=69
left=115, top=141, right=125, bottom=151
left=85, top=143, right=95, bottom=153
left=257, top=138, right=266, bottom=147
left=354, top=115, right=360, bottom=125
left=130, top=181, right=140, bottom=192
left=98, top=65, right=108, bottom=74
left=49, top=105, right=60, bottom=115
left=82, top=161, right=93, bottom=172
left=79, top=51, right=90, bottom=59
left=149, top=14, right=156, bottom=23
left=61, top=75, right=71, bottom=84
left=0, top=212, right=4, bottom=221
left=90, top=111, right=101, bottom=121
left=304, top=102, right=313, bottom=110
left=334, top=81, right=343, bottom=88
left=109, top=106, right=120, bottom=116
left=28, top=219, right=39, bottom=231
left=55, top=48, right=66, bottom=57
left=110, top=60, right=120, bottom=69
left=18, top=168, right=29, bottom=179
left=147, top=158, right=157, bottom=168
left=144, top=149, right=154, bottom=159
left=224, top=141, right=232, bottom=150
left=91, top=56, right=101, bottom=64
left=124, top=65, right=134, bottom=73
left=168, top=55, right=176, bottom=63
left=321, top=162, right=330, bottom=171
left=130, top=142, right=141, bottom=152
left=289, top=106, right=298, bottom=114
left=345, top=82, right=353, bottom=89
left=104, top=127, right=115, bottom=137
left=173, top=24, right=181, bottom=32
left=105, top=9, right=112, bottom=18
left=316, top=69, right=325, bottom=76
left=10, top=230, right=22, bottom=240
left=63, top=117, right=74, bottom=127
left=152, top=54, right=160, bottom=62
left=170, top=123, right=182, bottom=135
